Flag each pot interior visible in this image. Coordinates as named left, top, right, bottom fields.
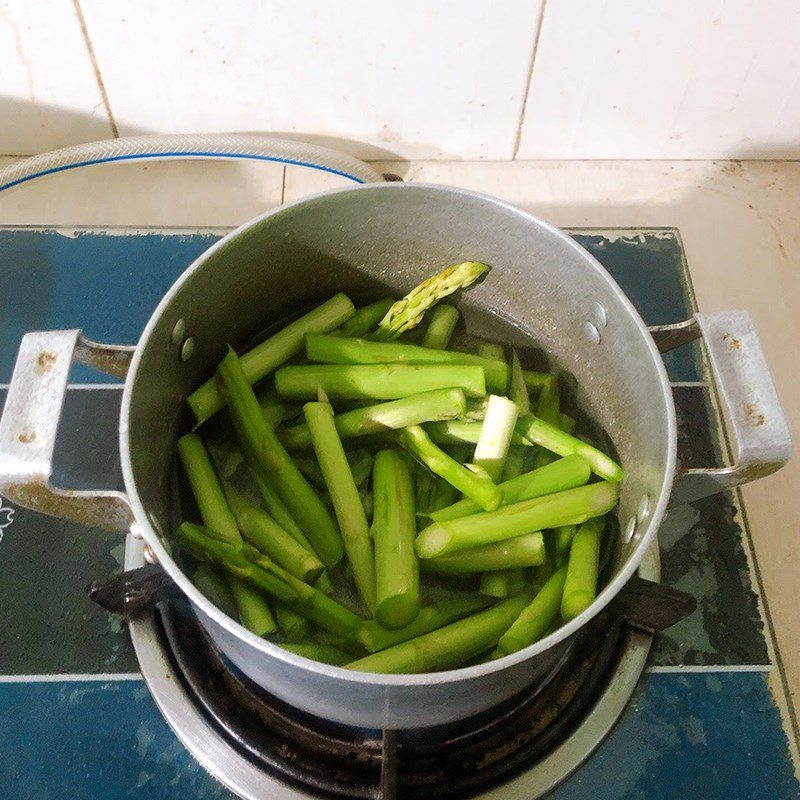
left=124, top=183, right=674, bottom=628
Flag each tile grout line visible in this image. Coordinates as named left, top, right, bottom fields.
left=0, top=673, right=143, bottom=683
left=71, top=0, right=119, bottom=138
left=512, top=0, right=548, bottom=159
left=647, top=664, right=772, bottom=674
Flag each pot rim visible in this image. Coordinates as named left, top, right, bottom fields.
left=120, top=181, right=676, bottom=687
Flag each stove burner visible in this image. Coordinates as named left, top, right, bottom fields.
left=157, top=600, right=627, bottom=800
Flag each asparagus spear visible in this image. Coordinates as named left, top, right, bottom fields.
left=371, top=450, right=420, bottom=628
left=192, top=564, right=238, bottom=619
left=221, top=477, right=324, bottom=583
left=175, top=523, right=361, bottom=639
left=422, top=304, right=459, bottom=349
left=561, top=517, right=604, bottom=621
left=501, top=447, right=527, bottom=482
left=216, top=350, right=344, bottom=568
left=554, top=524, right=577, bottom=555
left=480, top=571, right=511, bottom=598
left=415, top=481, right=619, bottom=558
left=472, top=395, right=519, bottom=481
left=303, top=402, right=377, bottom=614
left=275, top=364, right=486, bottom=401
left=494, top=568, right=567, bottom=657
left=188, top=294, right=355, bottom=424
left=281, top=643, right=352, bottom=666
left=425, top=420, right=531, bottom=446
left=515, top=415, right=624, bottom=482
left=275, top=604, right=311, bottom=642
left=508, top=351, right=531, bottom=415
left=226, top=574, right=277, bottom=636
left=376, top=261, right=489, bottom=338
left=347, top=593, right=530, bottom=673
left=559, top=414, right=576, bottom=435
left=177, top=433, right=241, bottom=545
left=335, top=298, right=394, bottom=338
left=423, top=533, right=546, bottom=574
left=477, top=342, right=505, bottom=362
left=522, top=370, right=555, bottom=391
left=400, top=425, right=502, bottom=512
left=506, top=568, right=526, bottom=595
left=279, top=389, right=467, bottom=450
left=305, top=334, right=508, bottom=394
left=356, top=596, right=493, bottom=652
left=429, top=454, right=591, bottom=522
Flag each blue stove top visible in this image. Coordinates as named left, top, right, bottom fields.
left=0, top=227, right=796, bottom=799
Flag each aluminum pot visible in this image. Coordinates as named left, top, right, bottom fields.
left=0, top=179, right=791, bottom=729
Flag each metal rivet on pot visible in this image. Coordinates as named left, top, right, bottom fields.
left=624, top=517, right=637, bottom=541
left=144, top=544, right=158, bottom=564
left=583, top=320, right=601, bottom=344
left=180, top=337, right=196, bottom=362
left=637, top=494, right=651, bottom=523
left=591, top=302, right=608, bottom=328
left=170, top=319, right=186, bottom=346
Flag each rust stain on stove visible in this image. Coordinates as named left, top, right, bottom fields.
left=745, top=403, right=766, bottom=426
left=17, top=429, right=36, bottom=443
left=35, top=351, right=56, bottom=375
left=722, top=334, right=741, bottom=351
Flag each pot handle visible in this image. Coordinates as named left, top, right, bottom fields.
left=0, top=329, right=135, bottom=532
left=661, top=311, right=792, bottom=505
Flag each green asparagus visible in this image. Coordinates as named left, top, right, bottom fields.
left=376, top=261, right=489, bottom=337
left=216, top=349, right=344, bottom=568
left=400, top=425, right=502, bottom=512
left=336, top=298, right=394, bottom=338
left=347, top=593, right=531, bottom=673
left=371, top=450, right=420, bottom=628
left=281, top=643, right=352, bottom=666
left=192, top=564, right=238, bottom=619
left=303, top=402, right=376, bottom=614
left=422, top=304, right=459, bottom=349
left=226, top=574, right=277, bottom=636
left=415, top=481, right=619, bottom=558
left=275, top=364, right=486, bottom=401
left=471, top=395, right=519, bottom=481
left=275, top=604, right=311, bottom=642
left=305, top=334, right=508, bottom=393
left=188, top=294, right=354, bottom=424
left=561, top=517, right=604, bottom=621
left=423, top=533, right=546, bottom=574
left=480, top=571, right=511, bottom=598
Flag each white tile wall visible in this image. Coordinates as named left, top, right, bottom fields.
left=1, top=1, right=799, bottom=160
left=517, top=0, right=800, bottom=159
left=0, top=0, right=113, bottom=153
left=78, top=0, right=543, bottom=160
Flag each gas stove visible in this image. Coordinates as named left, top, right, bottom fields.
left=0, top=225, right=797, bottom=799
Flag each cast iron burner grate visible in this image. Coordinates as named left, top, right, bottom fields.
left=155, top=600, right=628, bottom=800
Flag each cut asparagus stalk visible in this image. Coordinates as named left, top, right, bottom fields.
left=506, top=568, right=526, bottom=595
left=336, top=298, right=395, bottom=338
left=347, top=593, right=531, bottom=673
left=280, top=643, right=352, bottom=666
left=356, top=596, right=493, bottom=652
left=226, top=574, right=277, bottom=636
left=275, top=604, right=311, bottom=642
left=415, top=482, right=619, bottom=558
left=501, top=447, right=527, bottom=482
left=400, top=425, right=502, bottom=512
left=303, top=402, right=376, bottom=614
left=177, top=433, right=241, bottom=545
left=371, top=450, right=420, bottom=629
left=559, top=414, right=576, bottom=435
left=275, top=364, right=486, bottom=401
left=477, top=342, right=505, bottom=362
left=216, top=350, right=344, bottom=568
left=429, top=454, right=591, bottom=522
left=421, top=304, right=459, bottom=349
left=425, top=420, right=531, bottom=446
left=515, top=414, right=624, bottom=482
left=534, top=376, right=560, bottom=426
left=175, top=523, right=361, bottom=639
left=480, top=571, right=510, bottom=598
left=522, top=370, right=555, bottom=391
left=188, top=294, right=355, bottom=424
left=508, top=351, right=531, bottom=415
left=423, top=533, right=546, bottom=574
left=472, top=395, right=519, bottom=481
left=376, top=261, right=489, bottom=338
left=279, top=389, right=467, bottom=449
left=554, top=524, right=577, bottom=555
left=494, top=568, right=568, bottom=657
left=221, top=478, right=324, bottom=583
left=192, top=564, right=238, bottom=619
left=305, top=334, right=508, bottom=393
left=561, top=517, right=604, bottom=621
